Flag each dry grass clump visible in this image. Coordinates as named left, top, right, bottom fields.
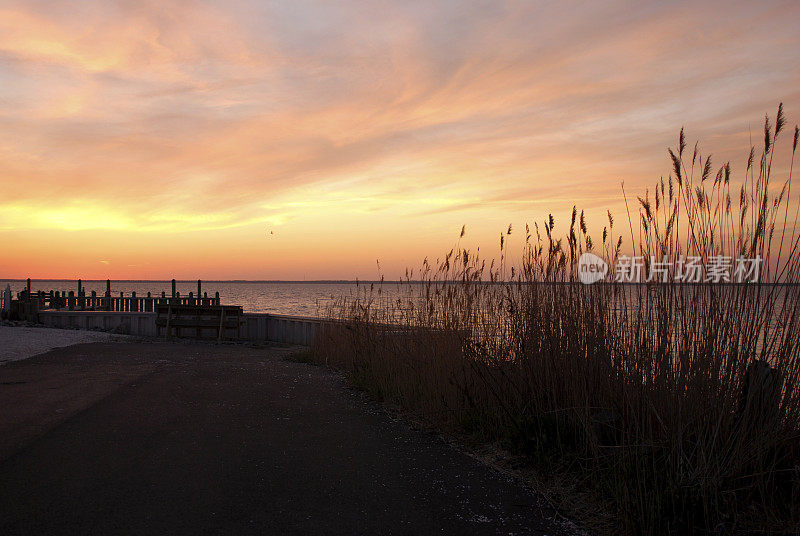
left=313, top=106, right=800, bottom=534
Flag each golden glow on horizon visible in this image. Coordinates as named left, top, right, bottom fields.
left=1, top=0, right=799, bottom=279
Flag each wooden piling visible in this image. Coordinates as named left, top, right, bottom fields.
left=218, top=307, right=226, bottom=341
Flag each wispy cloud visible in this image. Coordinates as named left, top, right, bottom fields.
left=1, top=0, right=799, bottom=278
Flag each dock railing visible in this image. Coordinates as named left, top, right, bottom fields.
left=13, top=279, right=221, bottom=319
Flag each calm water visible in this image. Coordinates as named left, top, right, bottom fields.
left=0, top=280, right=376, bottom=316
left=3, top=280, right=795, bottom=323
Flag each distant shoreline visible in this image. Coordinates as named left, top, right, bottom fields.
left=2, top=279, right=800, bottom=286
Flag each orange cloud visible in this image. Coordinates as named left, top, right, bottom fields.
left=1, top=0, right=799, bottom=279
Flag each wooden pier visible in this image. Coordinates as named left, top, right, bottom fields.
left=7, top=278, right=326, bottom=345
left=14, top=278, right=221, bottom=314
left=9, top=279, right=243, bottom=341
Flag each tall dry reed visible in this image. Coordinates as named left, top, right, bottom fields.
left=313, top=105, right=800, bottom=534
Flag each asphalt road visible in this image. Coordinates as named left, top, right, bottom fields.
left=0, top=341, right=574, bottom=535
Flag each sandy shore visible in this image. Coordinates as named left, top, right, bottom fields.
left=0, top=325, right=135, bottom=365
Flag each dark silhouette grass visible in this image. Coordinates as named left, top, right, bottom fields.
left=313, top=106, right=800, bottom=534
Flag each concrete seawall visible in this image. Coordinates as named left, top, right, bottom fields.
left=37, top=311, right=327, bottom=346
left=39, top=311, right=158, bottom=337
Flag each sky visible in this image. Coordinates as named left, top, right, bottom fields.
left=1, top=0, right=799, bottom=280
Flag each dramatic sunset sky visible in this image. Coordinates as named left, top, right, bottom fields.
left=2, top=0, right=799, bottom=279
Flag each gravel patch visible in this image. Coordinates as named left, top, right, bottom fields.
left=0, top=326, right=135, bottom=365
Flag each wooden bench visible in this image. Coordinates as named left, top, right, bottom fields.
left=156, top=304, right=243, bottom=340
